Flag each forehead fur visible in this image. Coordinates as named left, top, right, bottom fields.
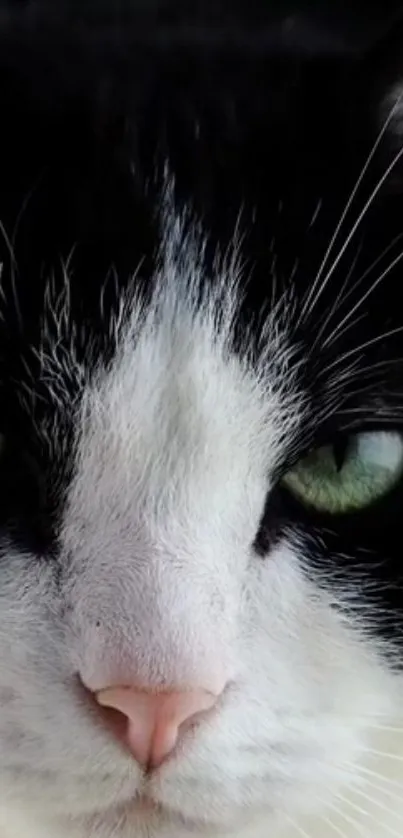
left=64, top=194, right=302, bottom=555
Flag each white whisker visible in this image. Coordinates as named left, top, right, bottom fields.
left=348, top=358, right=403, bottom=379
left=324, top=797, right=368, bottom=838
left=0, top=217, right=22, bottom=331
left=270, top=256, right=278, bottom=310
left=301, top=141, right=403, bottom=330
left=355, top=774, right=403, bottom=807
left=315, top=356, right=361, bottom=387
left=340, top=414, right=403, bottom=425
left=363, top=748, right=403, bottom=762
left=352, top=785, right=403, bottom=823
left=320, top=812, right=355, bottom=838
left=298, top=92, right=403, bottom=327
left=355, top=763, right=403, bottom=791
left=283, top=812, right=312, bottom=838
left=289, top=258, right=300, bottom=282
left=364, top=723, right=403, bottom=733
left=311, top=241, right=363, bottom=350
left=336, top=791, right=403, bottom=838
left=330, top=231, right=403, bottom=321
left=318, top=325, right=403, bottom=378
left=323, top=246, right=403, bottom=349
left=309, top=198, right=323, bottom=228
left=323, top=313, right=368, bottom=351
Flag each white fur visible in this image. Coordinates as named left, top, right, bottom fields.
left=0, top=210, right=402, bottom=838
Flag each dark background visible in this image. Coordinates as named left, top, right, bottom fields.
left=1, top=1, right=403, bottom=52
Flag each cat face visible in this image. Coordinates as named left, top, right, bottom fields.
left=0, top=4, right=403, bottom=837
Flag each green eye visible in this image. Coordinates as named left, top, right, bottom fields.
left=281, top=431, right=403, bottom=514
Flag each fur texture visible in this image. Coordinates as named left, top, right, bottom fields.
left=1, top=3, right=403, bottom=838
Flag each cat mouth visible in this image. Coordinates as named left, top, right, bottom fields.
left=127, top=793, right=208, bottom=828
left=132, top=793, right=162, bottom=815
left=104, top=792, right=165, bottom=822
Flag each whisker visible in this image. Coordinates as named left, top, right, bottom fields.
left=302, top=141, right=403, bottom=332
left=318, top=325, right=403, bottom=378
left=323, top=796, right=368, bottom=838
left=298, top=92, right=403, bottom=327
left=323, top=246, right=403, bottom=349
left=350, top=358, right=403, bottom=378
left=283, top=812, right=312, bottom=838
left=312, top=241, right=363, bottom=350
left=314, top=356, right=362, bottom=387
left=352, top=785, right=403, bottom=823
left=336, top=790, right=403, bottom=838
left=363, top=748, right=403, bottom=762
left=0, top=217, right=22, bottom=332
left=320, top=812, right=354, bottom=838
left=322, top=313, right=367, bottom=351
left=364, top=723, right=403, bottom=733
left=355, top=774, right=403, bottom=807
left=340, top=405, right=403, bottom=414
left=11, top=176, right=43, bottom=258
left=341, top=762, right=403, bottom=794
left=326, top=231, right=403, bottom=330
left=0, top=263, right=5, bottom=307
left=309, top=198, right=323, bottom=228
left=289, top=258, right=300, bottom=283
left=270, top=255, right=278, bottom=310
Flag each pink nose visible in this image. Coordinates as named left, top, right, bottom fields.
left=95, top=686, right=219, bottom=768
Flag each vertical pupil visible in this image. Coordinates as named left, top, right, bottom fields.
left=333, top=436, right=349, bottom=472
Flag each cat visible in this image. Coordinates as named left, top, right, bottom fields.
left=0, top=2, right=403, bottom=837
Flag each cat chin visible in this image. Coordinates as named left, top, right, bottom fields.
left=40, top=802, right=261, bottom=838
left=59, top=805, right=272, bottom=838
left=0, top=776, right=275, bottom=838
left=81, top=793, right=254, bottom=833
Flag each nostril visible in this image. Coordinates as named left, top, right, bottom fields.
left=78, top=680, right=131, bottom=751
left=95, top=686, right=222, bottom=768
left=97, top=701, right=131, bottom=750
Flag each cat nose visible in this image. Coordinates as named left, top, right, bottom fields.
left=95, top=686, right=220, bottom=768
